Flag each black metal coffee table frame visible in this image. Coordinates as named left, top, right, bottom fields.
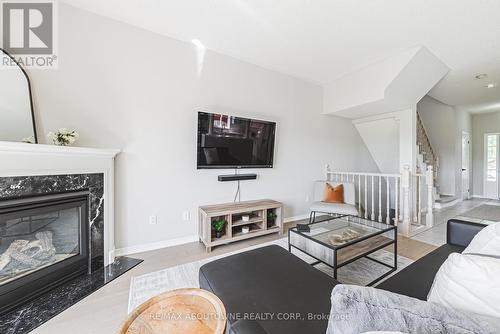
left=288, top=215, right=397, bottom=286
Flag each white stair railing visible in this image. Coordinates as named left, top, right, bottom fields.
left=325, top=164, right=434, bottom=236
left=417, top=112, right=439, bottom=187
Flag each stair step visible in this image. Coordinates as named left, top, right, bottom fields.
left=435, top=195, right=455, bottom=204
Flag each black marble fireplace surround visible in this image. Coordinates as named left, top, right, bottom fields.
left=0, top=174, right=106, bottom=269
left=0, top=174, right=142, bottom=334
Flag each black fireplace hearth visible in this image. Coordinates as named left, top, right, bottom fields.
left=0, top=191, right=90, bottom=315
left=0, top=173, right=142, bottom=334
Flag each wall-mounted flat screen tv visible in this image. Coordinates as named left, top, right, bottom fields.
left=197, top=112, right=276, bottom=169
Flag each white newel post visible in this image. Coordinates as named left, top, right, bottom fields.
left=402, top=165, right=411, bottom=236
left=426, top=165, right=434, bottom=227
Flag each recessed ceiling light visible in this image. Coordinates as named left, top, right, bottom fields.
left=486, top=83, right=496, bottom=88
left=475, top=74, right=488, bottom=80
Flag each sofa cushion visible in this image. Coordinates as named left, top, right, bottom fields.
left=327, top=285, right=500, bottom=334
left=464, top=221, right=500, bottom=257
left=310, top=201, right=359, bottom=216
left=376, top=244, right=464, bottom=300
left=428, top=253, right=500, bottom=318
left=199, top=245, right=337, bottom=334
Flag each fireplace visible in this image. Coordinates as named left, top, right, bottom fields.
left=0, top=191, right=89, bottom=314
left=0, top=145, right=145, bottom=333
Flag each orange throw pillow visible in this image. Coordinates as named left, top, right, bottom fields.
left=323, top=183, right=345, bottom=204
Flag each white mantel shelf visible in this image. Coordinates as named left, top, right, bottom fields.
left=0, top=141, right=120, bottom=266
left=0, top=141, right=120, bottom=157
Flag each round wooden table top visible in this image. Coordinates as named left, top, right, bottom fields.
left=117, top=288, right=226, bottom=334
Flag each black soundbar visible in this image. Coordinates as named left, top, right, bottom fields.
left=218, top=174, right=257, bottom=182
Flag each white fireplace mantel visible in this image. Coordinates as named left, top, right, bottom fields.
left=0, top=141, right=120, bottom=266
left=0, top=141, right=120, bottom=157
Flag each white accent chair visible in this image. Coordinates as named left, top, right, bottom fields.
left=309, top=181, right=359, bottom=223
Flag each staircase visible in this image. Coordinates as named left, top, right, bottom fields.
left=416, top=112, right=440, bottom=200
left=434, top=194, right=457, bottom=207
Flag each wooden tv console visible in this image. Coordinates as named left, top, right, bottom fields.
left=198, top=199, right=283, bottom=253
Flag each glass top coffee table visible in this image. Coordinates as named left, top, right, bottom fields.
left=288, top=215, right=397, bottom=286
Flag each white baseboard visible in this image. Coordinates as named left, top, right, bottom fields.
left=114, top=213, right=316, bottom=256
left=115, top=235, right=199, bottom=257
left=115, top=213, right=311, bottom=257
left=284, top=213, right=310, bottom=223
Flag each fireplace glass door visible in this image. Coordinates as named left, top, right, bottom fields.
left=0, top=192, right=89, bottom=314
left=0, top=207, right=82, bottom=286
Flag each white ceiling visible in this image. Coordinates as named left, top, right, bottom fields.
left=458, top=101, right=500, bottom=114
left=62, top=0, right=500, bottom=112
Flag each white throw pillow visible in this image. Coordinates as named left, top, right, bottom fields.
left=428, top=253, right=500, bottom=318
left=464, top=221, right=500, bottom=257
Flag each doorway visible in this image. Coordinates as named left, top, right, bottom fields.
left=461, top=131, right=471, bottom=200
left=484, top=133, right=500, bottom=199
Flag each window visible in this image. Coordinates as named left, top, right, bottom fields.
left=487, top=134, right=498, bottom=182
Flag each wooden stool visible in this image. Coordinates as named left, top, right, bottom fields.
left=117, top=288, right=226, bottom=334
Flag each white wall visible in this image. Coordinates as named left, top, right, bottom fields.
left=27, top=4, right=378, bottom=253
left=353, top=108, right=416, bottom=174
left=472, top=112, right=500, bottom=197
left=354, top=117, right=400, bottom=174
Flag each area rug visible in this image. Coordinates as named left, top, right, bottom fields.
left=459, top=204, right=500, bottom=222
left=128, top=238, right=413, bottom=313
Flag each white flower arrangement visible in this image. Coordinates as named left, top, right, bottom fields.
left=47, top=128, right=80, bottom=146
left=21, top=136, right=35, bottom=144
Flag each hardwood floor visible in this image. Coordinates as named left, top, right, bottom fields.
left=32, top=218, right=436, bottom=334
left=390, top=236, right=436, bottom=261
left=412, top=198, right=494, bottom=246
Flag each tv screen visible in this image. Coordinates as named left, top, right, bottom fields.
left=197, top=112, right=276, bottom=169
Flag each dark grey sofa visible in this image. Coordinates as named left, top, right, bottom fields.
left=377, top=219, right=485, bottom=300
left=199, top=219, right=485, bottom=334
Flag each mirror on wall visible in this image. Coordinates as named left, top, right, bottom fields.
left=0, top=48, right=37, bottom=143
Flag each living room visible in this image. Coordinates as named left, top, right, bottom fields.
left=0, top=1, right=499, bottom=333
